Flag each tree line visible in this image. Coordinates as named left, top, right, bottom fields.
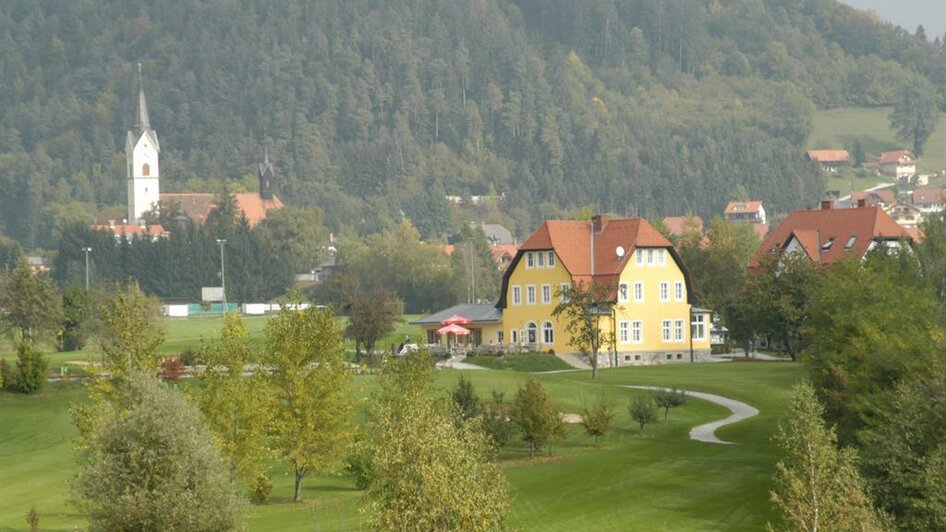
left=1, top=0, right=944, bottom=251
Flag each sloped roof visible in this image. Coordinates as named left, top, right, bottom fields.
left=724, top=201, right=764, bottom=215
left=481, top=223, right=514, bottom=244
left=851, top=189, right=897, bottom=206
left=498, top=216, right=694, bottom=308
left=752, top=223, right=770, bottom=239
left=879, top=149, right=915, bottom=164
left=750, top=204, right=910, bottom=268
left=490, top=243, right=518, bottom=263
left=413, top=303, right=503, bottom=325
left=160, top=192, right=283, bottom=228
left=806, top=150, right=850, bottom=163
left=913, top=188, right=946, bottom=205
left=91, top=223, right=169, bottom=237
left=663, top=216, right=703, bottom=237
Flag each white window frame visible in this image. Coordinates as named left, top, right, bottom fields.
left=559, top=283, right=570, bottom=302
left=659, top=282, right=669, bottom=302
left=542, top=321, right=554, bottom=344
left=547, top=251, right=555, bottom=268
left=537, top=251, right=545, bottom=268
left=512, top=285, right=521, bottom=306
left=526, top=285, right=536, bottom=305
left=634, top=282, right=644, bottom=302
left=618, top=282, right=629, bottom=303
left=674, top=281, right=684, bottom=301
left=674, top=319, right=684, bottom=342
left=525, top=252, right=534, bottom=269
left=619, top=321, right=629, bottom=343
left=692, top=314, right=706, bottom=341
left=541, top=284, right=552, bottom=305
left=657, top=249, right=666, bottom=265
left=636, top=249, right=643, bottom=265
left=632, top=321, right=643, bottom=344
left=647, top=249, right=654, bottom=265
left=497, top=331, right=505, bottom=344
left=526, top=322, right=538, bottom=344
left=662, top=320, right=671, bottom=342
left=511, top=329, right=518, bottom=344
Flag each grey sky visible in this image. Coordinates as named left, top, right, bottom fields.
left=840, top=0, right=946, bottom=41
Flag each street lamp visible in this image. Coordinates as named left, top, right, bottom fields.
left=216, top=239, right=227, bottom=312
left=81, top=247, right=92, bottom=290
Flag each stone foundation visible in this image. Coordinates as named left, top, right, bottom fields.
left=588, top=349, right=712, bottom=367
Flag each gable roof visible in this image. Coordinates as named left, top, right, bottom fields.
left=662, top=216, right=703, bottom=237
left=724, top=201, right=764, bottom=215
left=806, top=150, right=850, bottom=163
left=498, top=216, right=696, bottom=308
left=750, top=204, right=909, bottom=269
left=91, top=222, right=169, bottom=238
left=878, top=149, right=915, bottom=165
left=160, top=192, right=283, bottom=228
left=913, top=188, right=946, bottom=206
left=851, top=189, right=897, bottom=206
left=480, top=223, right=514, bottom=244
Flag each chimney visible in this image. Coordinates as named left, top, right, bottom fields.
left=820, top=200, right=832, bottom=210
left=592, top=214, right=610, bottom=233
left=857, top=198, right=867, bottom=208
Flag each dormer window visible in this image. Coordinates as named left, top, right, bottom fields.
left=734, top=205, right=745, bottom=211
left=821, top=238, right=834, bottom=251
left=845, top=236, right=857, bottom=249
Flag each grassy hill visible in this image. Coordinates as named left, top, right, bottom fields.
left=0, top=357, right=804, bottom=530
left=810, top=107, right=946, bottom=193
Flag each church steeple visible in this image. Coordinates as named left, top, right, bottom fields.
left=258, top=145, right=275, bottom=200
left=135, top=63, right=151, bottom=132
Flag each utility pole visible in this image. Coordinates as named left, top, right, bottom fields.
left=82, top=247, right=92, bottom=290
left=216, top=239, right=227, bottom=312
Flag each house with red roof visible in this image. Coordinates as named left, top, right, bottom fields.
left=495, top=215, right=711, bottom=366
left=878, top=149, right=916, bottom=181
left=913, top=188, right=946, bottom=214
left=750, top=200, right=912, bottom=273
left=850, top=189, right=897, bottom=209
left=805, top=149, right=851, bottom=173
left=724, top=201, right=766, bottom=225
left=91, top=220, right=170, bottom=242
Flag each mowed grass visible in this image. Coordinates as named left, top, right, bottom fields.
left=0, top=358, right=805, bottom=531
left=465, top=354, right=575, bottom=372
left=810, top=106, right=946, bottom=193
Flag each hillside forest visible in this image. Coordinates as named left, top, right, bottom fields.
left=1, top=0, right=945, bottom=255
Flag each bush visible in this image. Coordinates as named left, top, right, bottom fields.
left=26, top=506, right=39, bottom=532
left=178, top=348, right=203, bottom=366
left=629, top=395, right=657, bottom=433
left=483, top=391, right=512, bottom=448
left=345, top=438, right=375, bottom=490
left=15, top=342, right=48, bottom=394
left=159, top=358, right=187, bottom=380
left=251, top=473, right=272, bottom=504
left=0, top=358, right=13, bottom=391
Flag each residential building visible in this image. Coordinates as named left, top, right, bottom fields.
left=724, top=201, right=766, bottom=225
left=885, top=203, right=923, bottom=228
left=805, top=149, right=851, bottom=173
left=913, top=188, right=946, bottom=214
left=850, top=189, right=897, bottom=209
left=497, top=215, right=711, bottom=365
left=750, top=200, right=911, bottom=272
left=414, top=303, right=504, bottom=348
left=90, top=220, right=170, bottom=242
left=878, top=149, right=916, bottom=181
left=662, top=216, right=703, bottom=238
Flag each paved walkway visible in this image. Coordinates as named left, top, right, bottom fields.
left=622, top=385, right=759, bottom=445
left=436, top=355, right=487, bottom=370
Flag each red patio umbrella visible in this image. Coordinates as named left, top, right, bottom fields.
left=439, top=314, right=473, bottom=326
left=436, top=322, right=471, bottom=350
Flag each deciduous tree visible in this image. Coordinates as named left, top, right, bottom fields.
left=580, top=397, right=613, bottom=445
left=769, top=382, right=886, bottom=532
left=553, top=281, right=616, bottom=379
left=0, top=261, right=62, bottom=344
left=97, top=281, right=165, bottom=380
left=73, top=370, right=243, bottom=531
left=652, top=388, right=687, bottom=424
left=13, top=341, right=47, bottom=394
left=264, top=302, right=352, bottom=502
left=889, top=81, right=942, bottom=156
left=512, top=378, right=565, bottom=457
left=629, top=395, right=657, bottom=433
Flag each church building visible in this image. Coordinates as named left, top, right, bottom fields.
left=95, top=63, right=283, bottom=238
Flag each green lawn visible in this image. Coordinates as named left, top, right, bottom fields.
left=465, top=354, right=575, bottom=372
left=0, top=361, right=805, bottom=531
left=810, top=107, right=946, bottom=194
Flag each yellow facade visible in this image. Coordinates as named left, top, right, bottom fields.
left=501, top=247, right=711, bottom=364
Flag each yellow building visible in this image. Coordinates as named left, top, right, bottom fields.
left=497, top=215, right=711, bottom=365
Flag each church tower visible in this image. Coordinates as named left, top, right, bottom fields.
left=258, top=146, right=275, bottom=200
left=126, top=63, right=160, bottom=223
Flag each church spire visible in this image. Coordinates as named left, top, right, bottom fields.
left=136, top=63, right=151, bottom=131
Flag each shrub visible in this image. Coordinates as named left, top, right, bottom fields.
left=26, top=505, right=39, bottom=532
left=345, top=437, right=375, bottom=490
left=15, top=342, right=48, bottom=394
left=251, top=473, right=272, bottom=504
left=159, top=358, right=186, bottom=380
left=483, top=391, right=512, bottom=448
left=0, top=358, right=12, bottom=391
left=581, top=399, right=614, bottom=445
left=178, top=348, right=203, bottom=366
left=629, top=395, right=657, bottom=433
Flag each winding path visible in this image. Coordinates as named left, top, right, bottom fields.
left=622, top=385, right=759, bottom=445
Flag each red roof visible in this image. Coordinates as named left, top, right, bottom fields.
left=750, top=204, right=910, bottom=269
left=851, top=190, right=896, bottom=206
left=490, top=244, right=518, bottom=266
left=92, top=223, right=169, bottom=238
left=161, top=192, right=283, bottom=228
left=806, top=150, right=851, bottom=163
left=878, top=149, right=915, bottom=165
left=752, top=223, right=770, bottom=239
left=724, top=201, right=764, bottom=215
left=662, top=216, right=703, bottom=237
left=913, top=188, right=946, bottom=206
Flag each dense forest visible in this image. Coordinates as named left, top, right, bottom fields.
left=1, top=0, right=945, bottom=250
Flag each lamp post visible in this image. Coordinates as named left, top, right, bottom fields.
left=216, top=239, right=227, bottom=312
left=81, top=247, right=92, bottom=290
